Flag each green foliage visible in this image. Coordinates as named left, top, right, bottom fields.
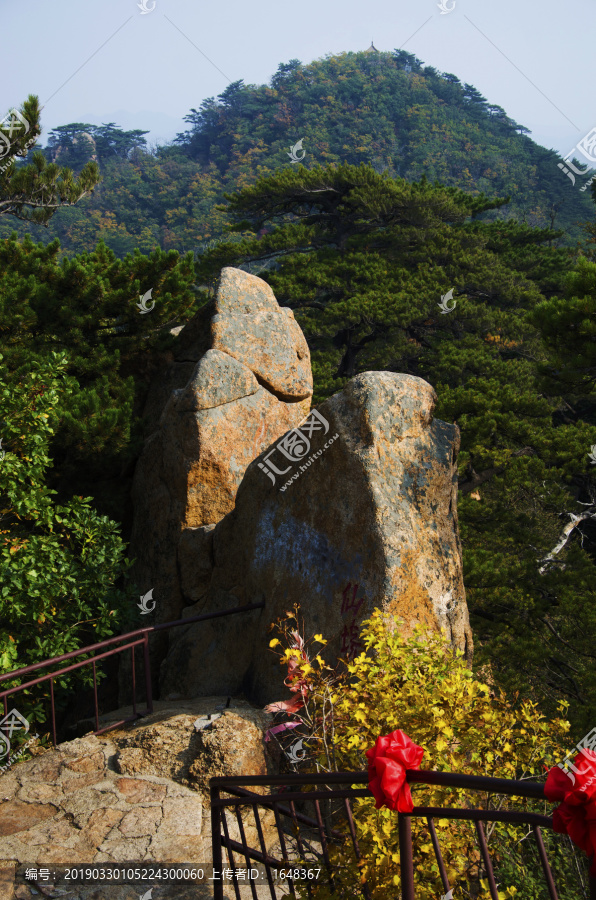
left=0, top=95, right=100, bottom=226
left=0, top=352, right=137, bottom=739
left=1, top=71, right=595, bottom=766
left=1, top=52, right=592, bottom=255
left=0, top=231, right=199, bottom=519
left=268, top=609, right=588, bottom=899
left=529, top=255, right=596, bottom=393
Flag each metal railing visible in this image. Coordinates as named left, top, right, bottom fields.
left=210, top=770, right=370, bottom=900
left=399, top=769, right=595, bottom=900
left=210, top=768, right=596, bottom=899
left=0, top=602, right=264, bottom=757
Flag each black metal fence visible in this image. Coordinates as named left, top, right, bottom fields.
left=210, top=769, right=596, bottom=899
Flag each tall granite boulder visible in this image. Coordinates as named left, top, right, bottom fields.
left=160, top=371, right=473, bottom=706
left=119, top=268, right=312, bottom=705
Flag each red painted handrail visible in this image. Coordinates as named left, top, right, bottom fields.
left=0, top=602, right=264, bottom=757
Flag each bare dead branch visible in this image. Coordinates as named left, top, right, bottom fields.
left=538, top=509, right=596, bottom=575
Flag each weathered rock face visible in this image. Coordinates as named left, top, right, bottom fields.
left=120, top=268, right=312, bottom=705
left=0, top=733, right=209, bottom=869
left=0, top=700, right=277, bottom=899
left=210, top=270, right=311, bottom=402
left=161, top=371, right=473, bottom=705
left=113, top=702, right=273, bottom=794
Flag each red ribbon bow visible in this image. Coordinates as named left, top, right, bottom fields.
left=366, top=729, right=424, bottom=813
left=545, top=749, right=596, bottom=875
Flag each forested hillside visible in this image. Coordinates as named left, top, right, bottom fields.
left=0, top=49, right=592, bottom=257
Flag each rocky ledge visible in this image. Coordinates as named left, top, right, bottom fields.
left=0, top=699, right=276, bottom=900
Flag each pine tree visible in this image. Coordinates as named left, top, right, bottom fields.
left=0, top=234, right=198, bottom=521
left=0, top=96, right=99, bottom=225
left=3, top=55, right=593, bottom=255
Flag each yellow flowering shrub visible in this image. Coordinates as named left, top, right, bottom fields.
left=268, top=608, right=581, bottom=899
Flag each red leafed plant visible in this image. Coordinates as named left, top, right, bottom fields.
left=266, top=626, right=311, bottom=715
left=264, top=604, right=342, bottom=769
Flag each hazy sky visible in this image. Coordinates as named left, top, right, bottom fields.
left=1, top=0, right=592, bottom=157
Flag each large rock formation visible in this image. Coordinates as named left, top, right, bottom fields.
left=120, top=268, right=312, bottom=704
left=160, top=371, right=473, bottom=705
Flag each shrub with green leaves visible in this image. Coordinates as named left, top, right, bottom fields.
left=0, top=351, right=136, bottom=742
